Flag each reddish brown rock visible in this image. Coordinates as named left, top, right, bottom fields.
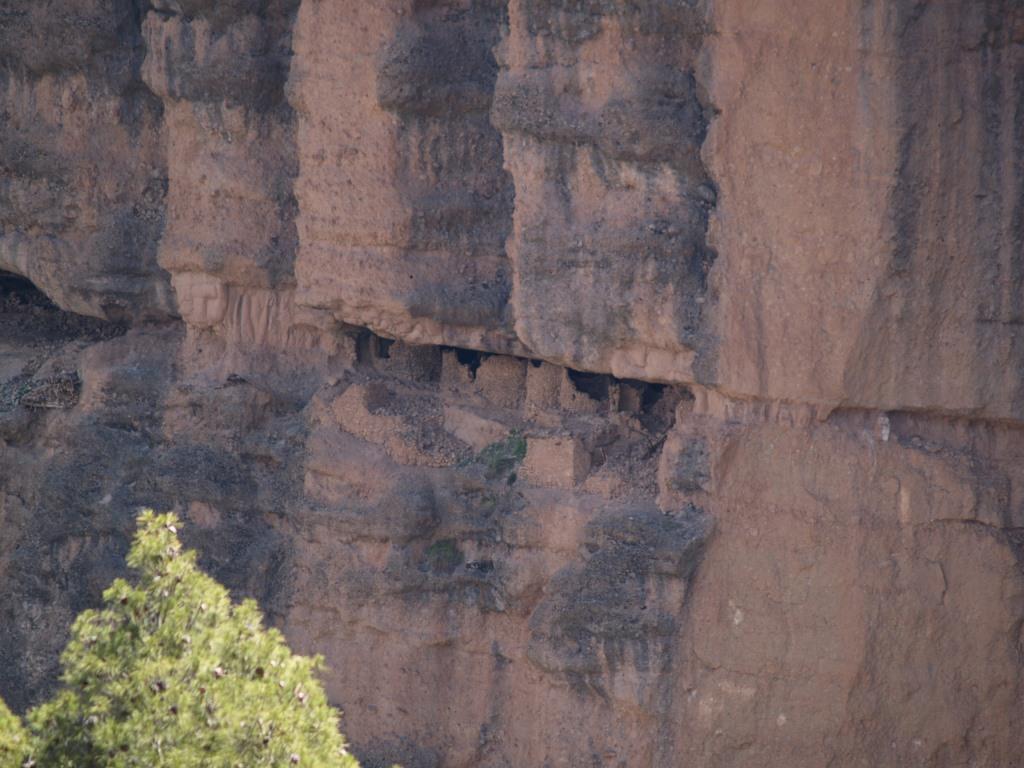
left=289, top=0, right=518, bottom=352
left=705, top=0, right=1024, bottom=419
left=0, top=0, right=170, bottom=320
left=493, top=0, right=716, bottom=382
left=2, top=2, right=1024, bottom=767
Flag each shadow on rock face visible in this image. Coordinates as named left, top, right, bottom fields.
left=527, top=504, right=710, bottom=696
left=354, top=736, right=441, bottom=768
left=0, top=304, right=179, bottom=711
left=0, top=310, right=294, bottom=711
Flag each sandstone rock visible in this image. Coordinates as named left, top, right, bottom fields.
left=442, top=406, right=508, bottom=453
left=494, top=0, right=716, bottom=382
left=140, top=0, right=300, bottom=304
left=288, top=0, right=518, bottom=353
left=521, top=435, right=590, bottom=489
left=704, top=0, right=1024, bottom=419
left=523, top=360, right=561, bottom=413
left=0, top=72, right=170, bottom=320
left=3, top=2, right=1024, bottom=767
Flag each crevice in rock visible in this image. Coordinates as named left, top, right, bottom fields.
left=641, top=382, right=667, bottom=412
left=567, top=369, right=610, bottom=402
left=439, top=345, right=488, bottom=380
left=0, top=271, right=39, bottom=302
left=0, top=270, right=127, bottom=347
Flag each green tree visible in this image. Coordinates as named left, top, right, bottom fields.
left=0, top=697, right=27, bottom=767
left=1, top=510, right=360, bottom=768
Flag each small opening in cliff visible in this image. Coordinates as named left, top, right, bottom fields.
left=0, top=270, right=125, bottom=346
left=614, top=379, right=668, bottom=416
left=355, top=330, right=397, bottom=364
left=446, top=348, right=486, bottom=380
left=0, top=271, right=50, bottom=309
left=642, top=383, right=667, bottom=412
left=567, top=369, right=610, bottom=402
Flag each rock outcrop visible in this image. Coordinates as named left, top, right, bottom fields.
left=2, top=1, right=1024, bottom=766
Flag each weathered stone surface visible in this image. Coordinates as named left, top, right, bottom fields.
left=705, top=0, right=1024, bottom=418
left=494, top=0, right=716, bottom=383
left=141, top=0, right=300, bottom=294
left=674, top=411, right=1024, bottom=767
left=0, top=75, right=170, bottom=320
left=289, top=0, right=518, bottom=352
left=521, top=435, right=590, bottom=489
left=3, top=1, right=1024, bottom=766
left=0, top=0, right=172, bottom=321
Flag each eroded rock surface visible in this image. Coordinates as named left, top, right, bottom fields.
left=0, top=0, right=171, bottom=321
left=2, top=1, right=1024, bottom=766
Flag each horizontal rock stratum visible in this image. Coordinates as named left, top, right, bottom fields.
left=1, top=1, right=1023, bottom=766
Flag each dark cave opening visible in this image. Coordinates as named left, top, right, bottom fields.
left=0, top=270, right=125, bottom=345
left=641, top=383, right=666, bottom=412
left=567, top=369, right=611, bottom=402
left=355, top=329, right=398, bottom=364
left=350, top=328, right=681, bottom=418
left=447, top=347, right=487, bottom=380
left=0, top=270, right=52, bottom=308
left=376, top=337, right=395, bottom=359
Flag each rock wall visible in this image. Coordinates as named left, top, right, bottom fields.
left=2, top=1, right=1024, bottom=766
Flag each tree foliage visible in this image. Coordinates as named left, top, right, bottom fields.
left=0, top=697, right=27, bottom=767
left=1, top=510, right=360, bottom=768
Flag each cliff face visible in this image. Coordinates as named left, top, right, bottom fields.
left=2, top=1, right=1024, bottom=766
